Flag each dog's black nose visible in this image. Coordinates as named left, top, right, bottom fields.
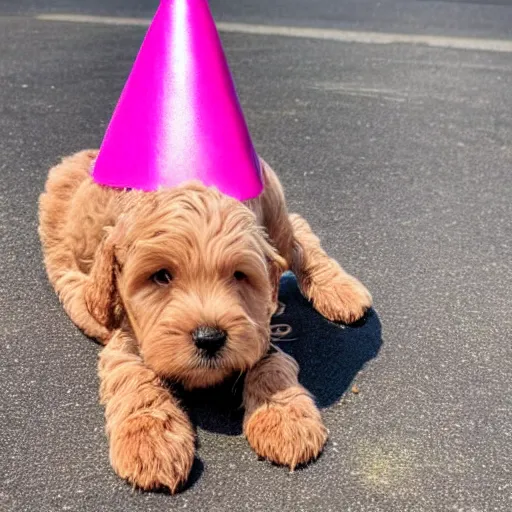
left=192, top=326, right=227, bottom=354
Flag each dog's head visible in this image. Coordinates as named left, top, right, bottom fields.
left=86, top=183, right=285, bottom=389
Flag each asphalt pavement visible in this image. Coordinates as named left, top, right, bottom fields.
left=1, top=1, right=511, bottom=511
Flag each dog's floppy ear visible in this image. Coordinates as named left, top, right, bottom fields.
left=260, top=234, right=288, bottom=305
left=84, top=226, right=122, bottom=330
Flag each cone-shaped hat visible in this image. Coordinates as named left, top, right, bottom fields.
left=92, top=0, right=263, bottom=200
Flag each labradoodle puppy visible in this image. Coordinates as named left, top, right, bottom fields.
left=38, top=150, right=372, bottom=492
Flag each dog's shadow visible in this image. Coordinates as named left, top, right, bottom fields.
left=180, top=273, right=383, bottom=436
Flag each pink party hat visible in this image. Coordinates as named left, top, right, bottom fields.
left=92, top=0, right=263, bottom=200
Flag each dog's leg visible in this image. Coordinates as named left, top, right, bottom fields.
left=243, top=348, right=327, bottom=468
left=98, top=330, right=195, bottom=492
left=288, top=213, right=372, bottom=324
left=256, top=161, right=371, bottom=324
left=39, top=150, right=121, bottom=342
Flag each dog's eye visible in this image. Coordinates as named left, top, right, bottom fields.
left=151, top=269, right=173, bottom=286
left=234, top=271, right=248, bottom=281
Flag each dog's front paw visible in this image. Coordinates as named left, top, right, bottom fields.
left=310, top=273, right=372, bottom=324
left=244, top=390, right=327, bottom=469
left=109, top=409, right=195, bottom=492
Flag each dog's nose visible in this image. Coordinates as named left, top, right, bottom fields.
left=192, top=326, right=227, bottom=354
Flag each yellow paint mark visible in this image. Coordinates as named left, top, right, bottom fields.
left=356, top=441, right=420, bottom=497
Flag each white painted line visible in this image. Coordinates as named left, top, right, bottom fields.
left=218, top=22, right=512, bottom=53
left=35, top=14, right=512, bottom=53
left=36, top=14, right=151, bottom=26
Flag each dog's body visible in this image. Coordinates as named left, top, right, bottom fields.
left=39, top=150, right=371, bottom=492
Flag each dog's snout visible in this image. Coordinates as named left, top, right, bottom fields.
left=192, top=326, right=227, bottom=354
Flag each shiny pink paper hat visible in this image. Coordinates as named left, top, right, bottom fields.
left=92, top=0, right=263, bottom=201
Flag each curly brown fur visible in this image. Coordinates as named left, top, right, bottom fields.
left=38, top=150, right=371, bottom=491
left=243, top=347, right=328, bottom=469
left=98, top=330, right=195, bottom=492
